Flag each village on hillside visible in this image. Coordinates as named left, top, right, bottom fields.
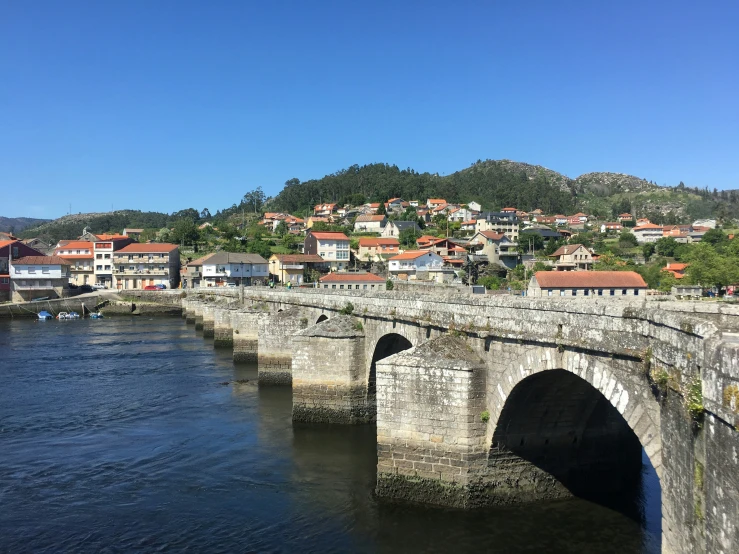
left=1, top=197, right=736, bottom=303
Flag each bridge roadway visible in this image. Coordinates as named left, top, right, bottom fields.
left=136, top=288, right=737, bottom=554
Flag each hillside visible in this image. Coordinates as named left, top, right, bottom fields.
left=0, top=216, right=49, bottom=234
left=269, top=159, right=739, bottom=224
left=19, top=210, right=171, bottom=244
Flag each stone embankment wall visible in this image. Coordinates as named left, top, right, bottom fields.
left=0, top=292, right=107, bottom=318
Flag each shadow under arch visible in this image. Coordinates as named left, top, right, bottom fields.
left=316, top=314, right=328, bottom=324
left=368, top=333, right=413, bottom=398
left=489, top=369, right=661, bottom=533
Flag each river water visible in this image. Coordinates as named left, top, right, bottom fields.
left=0, top=317, right=661, bottom=553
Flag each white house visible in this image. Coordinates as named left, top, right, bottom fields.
left=447, top=207, right=473, bottom=222
left=381, top=221, right=421, bottom=238
left=467, top=201, right=482, bottom=212
left=201, top=252, right=269, bottom=286
left=10, top=255, right=71, bottom=302
left=388, top=250, right=445, bottom=280
left=632, top=224, right=664, bottom=243
left=468, top=231, right=520, bottom=269
left=353, top=214, right=387, bottom=232
left=304, top=231, right=351, bottom=271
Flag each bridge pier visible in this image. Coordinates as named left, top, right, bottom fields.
left=213, top=307, right=234, bottom=348
left=257, top=307, right=308, bottom=385
left=184, top=300, right=197, bottom=324
left=201, top=305, right=215, bottom=338
left=193, top=302, right=204, bottom=331
left=231, top=309, right=260, bottom=363
left=291, top=315, right=371, bottom=424
left=375, top=335, right=488, bottom=508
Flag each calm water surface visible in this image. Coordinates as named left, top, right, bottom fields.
left=0, top=318, right=661, bottom=553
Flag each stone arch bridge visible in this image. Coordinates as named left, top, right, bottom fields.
left=156, top=287, right=739, bottom=553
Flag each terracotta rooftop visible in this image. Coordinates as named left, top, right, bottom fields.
left=271, top=254, right=325, bottom=263
left=355, top=215, right=387, bottom=222
left=310, top=232, right=349, bottom=240
left=116, top=243, right=179, bottom=253
left=550, top=244, right=588, bottom=257
left=12, top=255, right=71, bottom=265
left=533, top=271, right=647, bottom=289
left=390, top=250, right=438, bottom=261
left=358, top=238, right=399, bottom=247
left=319, top=272, right=385, bottom=282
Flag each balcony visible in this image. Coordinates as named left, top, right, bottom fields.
left=282, top=264, right=304, bottom=270
left=114, top=269, right=170, bottom=275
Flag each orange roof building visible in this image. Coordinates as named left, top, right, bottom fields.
left=529, top=270, right=647, bottom=297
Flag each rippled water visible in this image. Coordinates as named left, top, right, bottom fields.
left=0, top=318, right=661, bottom=552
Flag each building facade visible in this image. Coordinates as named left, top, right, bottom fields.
left=388, top=250, right=445, bottom=280
left=93, top=236, right=135, bottom=288
left=113, top=243, right=180, bottom=290
left=268, top=254, right=326, bottom=285
left=475, top=211, right=520, bottom=241
left=304, top=231, right=351, bottom=271
left=468, top=231, right=520, bottom=269
left=0, top=240, right=47, bottom=301
left=357, top=238, right=400, bottom=262
left=549, top=244, right=593, bottom=271
left=54, top=241, right=95, bottom=285
left=527, top=271, right=647, bottom=297
left=9, top=255, right=71, bottom=302
left=201, top=253, right=269, bottom=286
left=353, top=215, right=387, bottom=233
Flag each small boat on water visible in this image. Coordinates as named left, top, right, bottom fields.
left=56, top=312, right=80, bottom=320
left=89, top=312, right=104, bottom=319
left=38, top=311, right=53, bottom=320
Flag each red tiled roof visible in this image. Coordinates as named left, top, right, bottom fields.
left=634, top=224, right=663, bottom=230
left=319, top=272, right=385, bottom=282
left=355, top=215, right=386, bottom=222
left=271, top=254, right=325, bottom=263
left=0, top=240, right=17, bottom=249
left=550, top=244, right=588, bottom=257
left=12, top=255, right=71, bottom=265
left=534, top=271, right=647, bottom=289
left=56, top=240, right=93, bottom=250
left=116, top=243, right=179, bottom=253
left=310, top=232, right=349, bottom=240
left=390, top=250, right=438, bottom=261
left=359, top=238, right=399, bottom=247
left=502, top=207, right=517, bottom=211
left=477, top=231, right=506, bottom=240
left=461, top=220, right=477, bottom=225
left=665, top=263, right=688, bottom=271
left=428, top=198, right=446, bottom=203
left=95, top=234, right=129, bottom=240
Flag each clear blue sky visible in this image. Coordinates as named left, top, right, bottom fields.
left=1, top=0, right=737, bottom=219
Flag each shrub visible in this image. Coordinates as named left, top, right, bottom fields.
left=386, top=279, right=394, bottom=291
left=340, top=302, right=354, bottom=315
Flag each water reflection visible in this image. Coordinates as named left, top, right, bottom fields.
left=0, top=318, right=660, bottom=553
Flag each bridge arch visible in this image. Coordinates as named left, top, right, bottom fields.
left=316, top=314, right=328, bottom=324
left=486, top=345, right=662, bottom=537
left=368, top=332, right=414, bottom=400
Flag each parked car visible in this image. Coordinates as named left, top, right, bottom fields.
left=91, top=284, right=106, bottom=290
left=78, top=285, right=94, bottom=293
left=226, top=283, right=238, bottom=288
left=155, top=284, right=167, bottom=289
left=143, top=285, right=159, bottom=290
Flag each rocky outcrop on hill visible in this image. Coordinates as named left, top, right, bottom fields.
left=574, top=172, right=659, bottom=197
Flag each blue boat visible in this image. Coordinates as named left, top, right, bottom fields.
left=38, top=311, right=53, bottom=320
left=89, top=312, right=104, bottom=319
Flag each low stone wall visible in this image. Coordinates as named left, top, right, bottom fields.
left=0, top=293, right=106, bottom=318
left=100, top=302, right=181, bottom=317
left=291, top=316, right=370, bottom=424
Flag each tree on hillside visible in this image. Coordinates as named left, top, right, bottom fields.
left=518, top=231, right=544, bottom=254
left=200, top=208, right=211, bottom=219
left=274, top=220, right=288, bottom=237
left=399, top=228, right=419, bottom=248
left=243, top=187, right=266, bottom=213
left=642, top=243, right=655, bottom=261
left=683, top=243, right=739, bottom=290
left=655, top=237, right=678, bottom=257
left=376, top=202, right=386, bottom=215
left=701, top=228, right=727, bottom=247
left=618, top=231, right=638, bottom=247
left=172, top=219, right=199, bottom=245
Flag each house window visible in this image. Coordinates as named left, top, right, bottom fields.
left=355, top=284, right=360, bottom=289
left=96, top=254, right=102, bottom=259
left=363, top=284, right=367, bottom=289
left=331, top=284, right=336, bottom=289
left=572, top=290, right=577, bottom=296
left=622, top=289, right=627, bottom=295
left=634, top=290, right=639, bottom=296
left=547, top=290, right=552, bottom=296
left=0, top=278, right=8, bottom=284
left=598, top=289, right=603, bottom=296
left=42, top=267, right=49, bottom=274
left=129, top=266, right=135, bottom=270
left=128, top=255, right=134, bottom=261
left=610, top=289, right=615, bottom=296
left=28, top=267, right=36, bottom=274
left=560, top=290, right=565, bottom=296
left=340, top=284, right=344, bottom=289
left=104, top=254, right=110, bottom=259
left=97, top=265, right=102, bottom=271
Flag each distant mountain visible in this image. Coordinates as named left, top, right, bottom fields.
left=18, top=210, right=171, bottom=244
left=0, top=216, right=50, bottom=234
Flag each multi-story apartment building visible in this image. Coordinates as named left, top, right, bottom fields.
left=304, top=231, right=350, bottom=271
left=93, top=236, right=134, bottom=288
left=112, top=243, right=180, bottom=290
left=9, top=255, right=71, bottom=302
left=268, top=254, right=325, bottom=285
left=54, top=241, right=95, bottom=285
left=357, top=238, right=400, bottom=262
left=468, top=231, right=520, bottom=269
left=201, top=253, right=269, bottom=286
left=475, top=211, right=520, bottom=241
